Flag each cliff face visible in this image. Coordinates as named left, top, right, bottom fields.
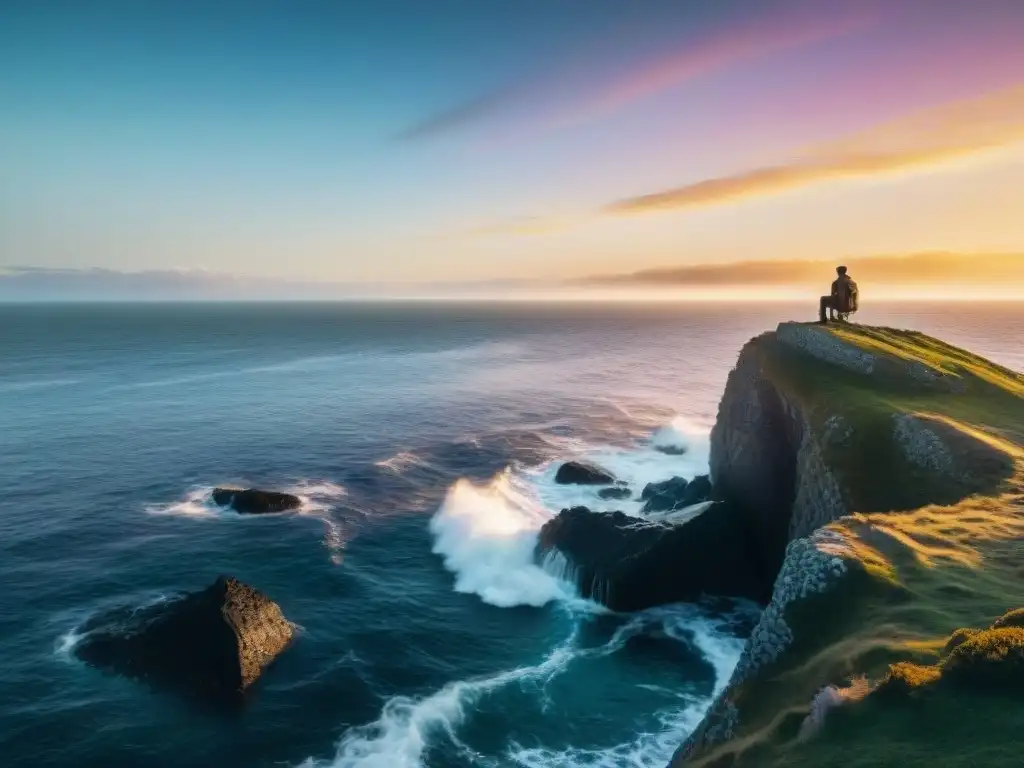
left=672, top=322, right=1022, bottom=766
left=709, top=327, right=848, bottom=581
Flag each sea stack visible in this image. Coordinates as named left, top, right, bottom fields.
left=75, top=576, right=294, bottom=702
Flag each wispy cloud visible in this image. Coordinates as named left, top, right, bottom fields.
left=584, top=252, right=1024, bottom=287
left=396, top=80, right=530, bottom=142
left=607, top=84, right=1024, bottom=214
left=399, top=4, right=873, bottom=142
left=556, top=8, right=873, bottom=130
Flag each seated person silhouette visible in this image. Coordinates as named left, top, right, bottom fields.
left=819, top=266, right=858, bottom=323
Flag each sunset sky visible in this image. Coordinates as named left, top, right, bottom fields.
left=2, top=0, right=1023, bottom=286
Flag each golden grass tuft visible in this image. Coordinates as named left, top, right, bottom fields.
left=942, top=626, right=1024, bottom=691
left=878, top=661, right=942, bottom=695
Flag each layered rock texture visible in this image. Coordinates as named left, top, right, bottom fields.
left=668, top=322, right=1023, bottom=766
left=75, top=576, right=294, bottom=702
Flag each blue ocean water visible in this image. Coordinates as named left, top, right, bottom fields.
left=2, top=301, right=1022, bottom=768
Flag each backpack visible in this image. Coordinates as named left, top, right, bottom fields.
left=842, top=279, right=859, bottom=313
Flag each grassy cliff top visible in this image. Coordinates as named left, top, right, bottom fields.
left=697, top=323, right=1024, bottom=768
left=760, top=322, right=1022, bottom=511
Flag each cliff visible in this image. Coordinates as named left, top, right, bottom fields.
left=673, top=322, right=1024, bottom=767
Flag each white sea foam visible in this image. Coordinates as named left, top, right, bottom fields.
left=507, top=611, right=747, bottom=768
left=334, top=416, right=734, bottom=768
left=429, top=471, right=572, bottom=608
left=300, top=604, right=746, bottom=768
left=54, top=627, right=84, bottom=660
left=374, top=451, right=427, bottom=474
left=301, top=626, right=582, bottom=768
left=145, top=481, right=349, bottom=561
left=291, top=481, right=349, bottom=563
left=145, top=481, right=346, bottom=518
left=428, top=415, right=713, bottom=607
left=650, top=415, right=712, bottom=466
left=524, top=418, right=712, bottom=518
left=291, top=481, right=348, bottom=513
left=145, top=487, right=220, bottom=517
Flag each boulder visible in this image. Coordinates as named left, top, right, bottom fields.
left=536, top=504, right=771, bottom=612
left=75, top=576, right=294, bottom=701
left=640, top=475, right=713, bottom=514
left=598, top=486, right=632, bottom=501
left=554, top=461, right=615, bottom=485
left=654, top=445, right=688, bottom=456
left=212, top=488, right=301, bottom=515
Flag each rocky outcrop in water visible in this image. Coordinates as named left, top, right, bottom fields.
left=536, top=504, right=771, bottom=611
left=597, top=486, right=632, bottom=500
left=554, top=461, right=615, bottom=485
left=640, top=475, right=712, bottom=514
left=212, top=488, right=301, bottom=514
left=75, top=576, right=294, bottom=702
left=654, top=444, right=687, bottom=456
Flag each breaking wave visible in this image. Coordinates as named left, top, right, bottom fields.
left=428, top=415, right=712, bottom=608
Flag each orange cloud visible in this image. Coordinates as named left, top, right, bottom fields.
left=586, top=252, right=1024, bottom=287
left=606, top=84, right=1024, bottom=214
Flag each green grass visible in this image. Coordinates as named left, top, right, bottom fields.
left=689, top=323, right=1024, bottom=768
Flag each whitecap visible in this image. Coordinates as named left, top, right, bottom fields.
left=428, top=415, right=714, bottom=606
left=650, top=415, right=712, bottom=466
left=428, top=472, right=572, bottom=608
left=374, top=451, right=427, bottom=474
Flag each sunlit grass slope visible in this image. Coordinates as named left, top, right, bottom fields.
left=694, top=323, right=1024, bottom=768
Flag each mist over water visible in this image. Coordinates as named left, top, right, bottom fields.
left=1, top=301, right=1021, bottom=767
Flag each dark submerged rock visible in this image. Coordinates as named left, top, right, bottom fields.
left=536, top=504, right=771, bottom=612
left=212, top=488, right=301, bottom=515
left=75, top=576, right=294, bottom=702
left=598, top=486, right=633, bottom=501
left=554, top=461, right=615, bottom=485
left=640, top=474, right=713, bottom=514
left=654, top=445, right=688, bottom=456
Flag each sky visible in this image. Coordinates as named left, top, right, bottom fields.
left=2, top=0, right=1023, bottom=287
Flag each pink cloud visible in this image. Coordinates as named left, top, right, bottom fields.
left=569, top=8, right=877, bottom=127
left=401, top=4, right=879, bottom=143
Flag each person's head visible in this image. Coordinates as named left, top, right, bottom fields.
left=836, top=266, right=848, bottom=276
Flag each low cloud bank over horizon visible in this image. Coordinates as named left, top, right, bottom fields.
left=3, top=254, right=1022, bottom=302
left=583, top=254, right=1024, bottom=301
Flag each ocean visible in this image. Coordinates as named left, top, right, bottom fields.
left=2, top=300, right=1022, bottom=768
